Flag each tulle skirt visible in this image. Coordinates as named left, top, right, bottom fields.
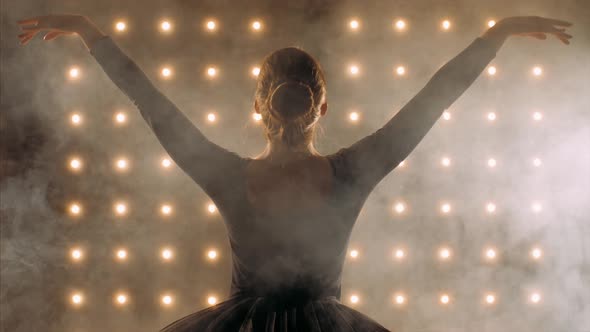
left=159, top=294, right=391, bottom=332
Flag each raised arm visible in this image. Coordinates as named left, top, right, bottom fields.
left=328, top=17, right=573, bottom=194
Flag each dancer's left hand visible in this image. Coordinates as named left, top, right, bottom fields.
left=17, top=14, right=85, bottom=45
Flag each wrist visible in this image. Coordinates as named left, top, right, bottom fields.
left=76, top=16, right=107, bottom=51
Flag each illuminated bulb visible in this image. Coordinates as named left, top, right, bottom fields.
left=394, top=202, right=405, bottom=214
left=115, top=21, right=126, bottom=32
left=116, top=249, right=127, bottom=260
left=485, top=293, right=496, bottom=304
left=488, top=20, right=496, bottom=27
left=532, top=202, right=542, bottom=213
left=441, top=20, right=451, bottom=30
left=440, top=294, right=450, bottom=304
left=441, top=203, right=451, bottom=214
left=251, top=20, right=262, bottom=31
left=349, top=19, right=360, bottom=30
left=439, top=247, right=451, bottom=260
left=71, top=293, right=83, bottom=305
left=442, top=111, right=451, bottom=120
left=487, top=66, right=497, bottom=75
left=161, top=248, right=173, bottom=260
left=487, top=112, right=496, bottom=121
left=394, top=249, right=405, bottom=260
left=69, top=158, right=82, bottom=170
left=160, top=21, right=171, bottom=31
left=71, top=248, right=83, bottom=261
left=530, top=292, right=541, bottom=304
left=349, top=111, right=359, bottom=122
left=251, top=66, right=261, bottom=77
left=115, top=112, right=126, bottom=124
left=349, top=65, right=360, bottom=76
left=441, top=157, right=451, bottom=167
left=69, top=203, right=81, bottom=215
left=69, top=67, right=80, bottom=79
left=161, top=204, right=172, bottom=216
left=532, top=66, right=543, bottom=76
left=395, top=66, right=406, bottom=76
left=533, top=158, right=542, bottom=167
left=115, top=158, right=128, bottom=170
left=531, top=247, right=543, bottom=260
left=349, top=249, right=359, bottom=258
left=252, top=112, right=262, bottom=121
left=395, top=19, right=406, bottom=30
left=71, top=113, right=82, bottom=125
left=485, top=248, right=497, bottom=260
left=161, top=158, right=172, bottom=168
left=207, top=113, right=216, bottom=122
left=350, top=295, right=359, bottom=304
left=161, top=67, right=172, bottom=77
left=486, top=202, right=496, bottom=213
left=116, top=293, right=127, bottom=304
left=207, top=250, right=218, bottom=260
left=114, top=202, right=127, bottom=216
left=207, top=67, right=217, bottom=77
left=162, top=295, right=173, bottom=305
left=206, top=20, right=216, bottom=31
left=487, top=158, right=497, bottom=168
left=533, top=111, right=543, bottom=121
left=394, top=294, right=406, bottom=305
left=207, top=296, right=217, bottom=305
left=207, top=203, right=217, bottom=213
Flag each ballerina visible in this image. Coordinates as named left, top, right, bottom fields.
left=17, top=14, right=572, bottom=331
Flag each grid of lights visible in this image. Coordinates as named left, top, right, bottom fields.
left=61, top=16, right=553, bottom=317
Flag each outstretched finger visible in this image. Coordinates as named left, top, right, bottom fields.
left=543, top=18, right=573, bottom=26
left=17, top=18, right=39, bottom=25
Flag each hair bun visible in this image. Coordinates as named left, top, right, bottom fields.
left=269, top=81, right=314, bottom=121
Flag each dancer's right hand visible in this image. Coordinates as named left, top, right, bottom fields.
left=17, top=14, right=85, bottom=45
left=493, top=16, right=573, bottom=45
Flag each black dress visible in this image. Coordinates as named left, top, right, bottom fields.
left=89, top=34, right=498, bottom=331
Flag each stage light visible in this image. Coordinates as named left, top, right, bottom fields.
left=394, top=293, right=406, bottom=305
left=533, top=111, right=543, bottom=121
left=161, top=294, right=173, bottom=306
left=251, top=20, right=262, bottom=31
left=349, top=111, right=360, bottom=122
left=350, top=294, right=359, bottom=304
left=161, top=67, right=173, bottom=78
left=115, top=21, right=126, bottom=32
left=487, top=112, right=496, bottom=121
left=532, top=202, right=542, bottom=213
left=486, top=202, right=496, bottom=213
left=70, top=248, right=83, bottom=261
left=115, top=293, right=128, bottom=305
left=207, top=249, right=218, bottom=260
left=251, top=66, right=261, bottom=77
left=533, top=158, right=542, bottom=167
left=529, top=292, right=542, bottom=304
left=207, top=203, right=217, bottom=214
left=207, top=112, right=217, bottom=123
left=395, top=66, right=406, bottom=76
left=532, top=66, right=543, bottom=76
left=114, top=112, right=127, bottom=124
left=68, top=66, right=80, bottom=79
left=394, top=202, right=405, bottom=214
left=115, top=158, right=129, bottom=171
left=487, top=66, right=497, bottom=75
left=114, top=202, right=127, bottom=216
left=206, top=66, right=218, bottom=78
left=394, top=19, right=406, bottom=31
left=69, top=157, right=82, bottom=171
left=160, top=204, right=173, bottom=216
left=441, top=20, right=451, bottom=30
left=398, top=160, right=406, bottom=167
left=252, top=112, right=262, bottom=121
left=485, top=293, right=496, bottom=304
left=348, top=65, right=360, bottom=76
left=439, top=294, right=450, bottom=304
left=441, top=203, right=451, bottom=214
left=160, top=20, right=172, bottom=32
left=438, top=247, right=452, bottom=260
left=487, top=158, right=497, bottom=168
left=207, top=296, right=218, bottom=305
left=394, top=248, right=406, bottom=260
left=442, top=111, right=451, bottom=120
left=349, top=19, right=360, bottom=30
left=441, top=157, right=451, bottom=167
left=484, top=247, right=497, bottom=261
left=487, top=20, right=496, bottom=28
left=161, top=248, right=174, bottom=260
left=531, top=247, right=543, bottom=260
left=71, top=292, right=84, bottom=306
left=161, top=158, right=172, bottom=168
left=70, top=113, right=82, bottom=125
left=69, top=202, right=82, bottom=216
left=116, top=248, right=128, bottom=261
left=349, top=249, right=359, bottom=259
left=205, top=20, right=217, bottom=31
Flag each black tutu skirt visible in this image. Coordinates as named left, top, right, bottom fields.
left=159, top=295, right=391, bottom=332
